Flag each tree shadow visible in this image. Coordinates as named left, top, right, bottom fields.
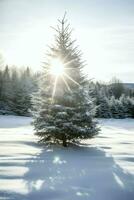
left=0, top=144, right=134, bottom=200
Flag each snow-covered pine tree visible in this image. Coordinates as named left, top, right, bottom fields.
left=0, top=66, right=12, bottom=110
left=109, top=96, right=118, bottom=118
left=116, top=99, right=125, bottom=118
left=0, top=54, right=4, bottom=100
left=9, top=67, right=33, bottom=116
left=109, top=96, right=124, bottom=118
left=124, top=96, right=134, bottom=118
left=120, top=94, right=130, bottom=117
left=118, top=95, right=134, bottom=118
left=32, top=14, right=99, bottom=147
left=109, top=77, right=125, bottom=99
left=0, top=70, right=3, bottom=100
left=96, top=88, right=111, bottom=118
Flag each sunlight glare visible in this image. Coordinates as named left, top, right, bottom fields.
left=50, top=58, right=64, bottom=76
left=49, top=57, right=79, bottom=102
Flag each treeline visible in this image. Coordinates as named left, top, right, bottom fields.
left=89, top=79, right=134, bottom=118
left=0, top=65, right=134, bottom=118
left=0, top=66, right=38, bottom=115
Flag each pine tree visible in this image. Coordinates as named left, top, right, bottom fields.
left=32, top=14, right=99, bottom=147
left=116, top=99, right=125, bottom=118
left=125, top=96, right=134, bottom=118
left=109, top=96, right=124, bottom=118
left=0, top=70, right=3, bottom=100
left=120, top=94, right=129, bottom=117
left=9, top=67, right=33, bottom=116
left=1, top=66, right=12, bottom=108
left=96, top=88, right=111, bottom=118
left=109, top=77, right=125, bottom=99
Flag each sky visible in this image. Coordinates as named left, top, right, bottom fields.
left=0, top=0, right=134, bottom=83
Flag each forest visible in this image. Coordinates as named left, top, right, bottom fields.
left=0, top=65, right=134, bottom=118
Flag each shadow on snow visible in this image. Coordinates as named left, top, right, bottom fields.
left=0, top=142, right=134, bottom=200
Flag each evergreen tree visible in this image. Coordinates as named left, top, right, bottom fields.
left=0, top=54, right=4, bottom=100
left=0, top=70, right=3, bottom=100
left=0, top=53, right=5, bottom=70
left=116, top=99, right=125, bottom=118
left=109, top=77, right=125, bottom=99
left=120, top=94, right=129, bottom=117
left=88, top=82, right=99, bottom=104
left=125, top=96, right=134, bottom=118
left=0, top=65, right=37, bottom=115
left=109, top=96, right=118, bottom=118
left=9, top=67, right=33, bottom=115
left=109, top=96, right=124, bottom=118
left=96, top=88, right=111, bottom=118
left=1, top=66, right=11, bottom=105
left=33, top=14, right=99, bottom=146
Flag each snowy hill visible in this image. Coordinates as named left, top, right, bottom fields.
left=0, top=116, right=134, bottom=200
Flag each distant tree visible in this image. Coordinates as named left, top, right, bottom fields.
left=0, top=54, right=4, bottom=99
left=88, top=80, right=134, bottom=119
left=109, top=77, right=125, bottom=99
left=0, top=53, right=5, bottom=70
left=0, top=65, right=37, bottom=116
left=109, top=96, right=118, bottom=118
left=96, top=88, right=111, bottom=118
left=0, top=70, right=3, bottom=100
left=125, top=96, right=134, bottom=118
left=1, top=66, right=11, bottom=102
left=32, top=14, right=99, bottom=147
left=9, top=67, right=34, bottom=115
left=109, top=96, right=124, bottom=118
left=116, top=99, right=125, bottom=118
left=119, top=94, right=129, bottom=117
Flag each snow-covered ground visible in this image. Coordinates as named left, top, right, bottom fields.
left=0, top=116, right=134, bottom=200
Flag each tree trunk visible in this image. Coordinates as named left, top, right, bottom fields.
left=62, top=134, right=67, bottom=147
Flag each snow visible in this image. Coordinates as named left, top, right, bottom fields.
left=0, top=116, right=134, bottom=200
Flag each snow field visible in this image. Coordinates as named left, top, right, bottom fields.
left=0, top=116, right=134, bottom=200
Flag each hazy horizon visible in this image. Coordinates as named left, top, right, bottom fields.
left=0, top=0, right=134, bottom=83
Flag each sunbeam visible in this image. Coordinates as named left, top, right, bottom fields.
left=50, top=58, right=64, bottom=76
left=52, top=75, right=58, bottom=102
left=64, top=73, right=80, bottom=86
left=61, top=76, right=72, bottom=92
left=42, top=57, right=80, bottom=102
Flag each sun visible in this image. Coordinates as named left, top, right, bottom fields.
left=45, top=56, right=79, bottom=102
left=50, top=58, right=64, bottom=76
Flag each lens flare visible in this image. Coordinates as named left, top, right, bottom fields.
left=50, top=58, right=64, bottom=76
left=43, top=57, right=79, bottom=102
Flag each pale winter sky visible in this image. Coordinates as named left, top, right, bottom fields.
left=0, top=0, right=134, bottom=82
